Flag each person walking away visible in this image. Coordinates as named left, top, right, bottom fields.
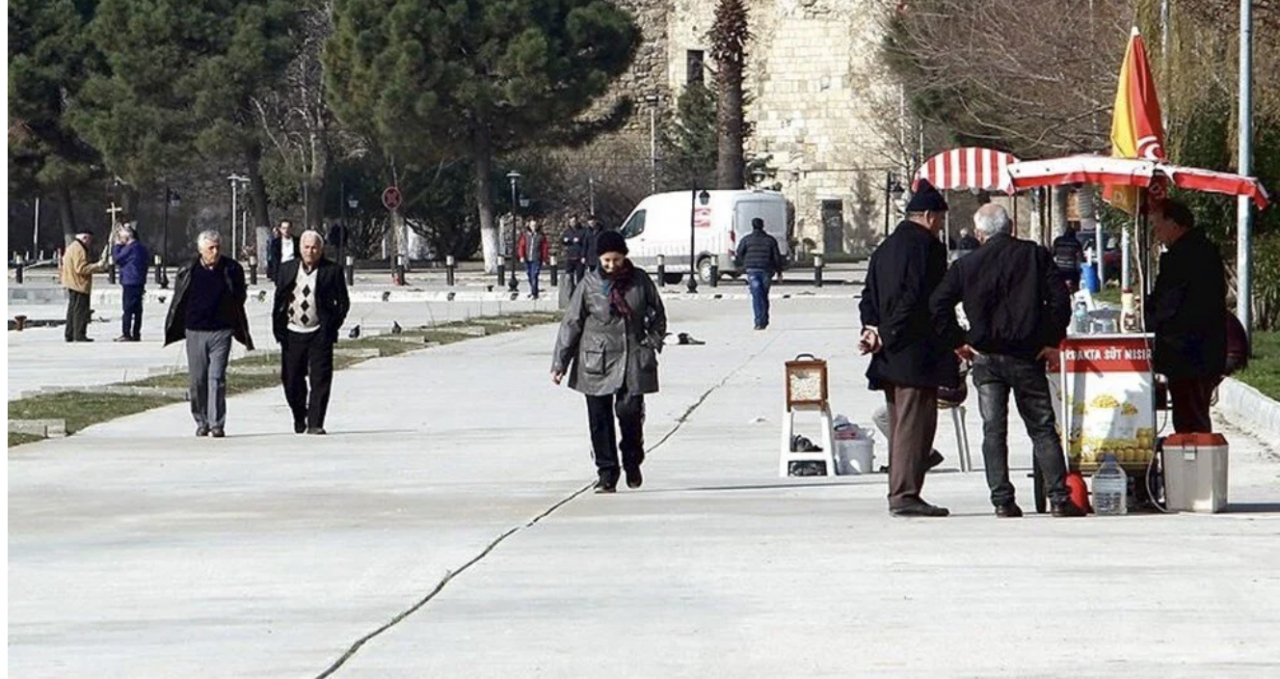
left=930, top=204, right=1083, bottom=518
left=1147, top=199, right=1227, bottom=433
left=267, top=220, right=299, bottom=283
left=956, top=228, right=980, bottom=251
left=734, top=217, right=786, bottom=330
left=552, top=231, right=667, bottom=493
left=561, top=215, right=588, bottom=287
left=858, top=179, right=958, bottom=517
left=583, top=215, right=606, bottom=273
left=1051, top=223, right=1084, bottom=293
left=112, top=223, right=150, bottom=341
left=518, top=219, right=551, bottom=299
left=62, top=229, right=109, bottom=342
left=164, top=231, right=255, bottom=437
left=273, top=230, right=350, bottom=435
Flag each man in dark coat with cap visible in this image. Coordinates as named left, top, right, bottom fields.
left=859, top=179, right=958, bottom=517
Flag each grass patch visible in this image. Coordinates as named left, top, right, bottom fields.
left=6, top=312, right=562, bottom=448
left=9, top=392, right=184, bottom=436
left=9, top=433, right=45, bottom=448
left=1233, top=330, right=1280, bottom=401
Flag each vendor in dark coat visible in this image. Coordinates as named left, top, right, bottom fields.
left=858, top=179, right=958, bottom=518
left=552, top=230, right=667, bottom=493
left=1147, top=199, right=1227, bottom=433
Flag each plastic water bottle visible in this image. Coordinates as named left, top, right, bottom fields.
left=1073, top=301, right=1090, bottom=336
left=1092, top=453, right=1128, bottom=515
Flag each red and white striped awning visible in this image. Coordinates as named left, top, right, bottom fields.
left=915, top=147, right=1021, bottom=193
left=1006, top=155, right=1270, bottom=209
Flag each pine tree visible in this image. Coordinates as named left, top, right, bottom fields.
left=324, top=0, right=640, bottom=272
left=9, top=0, right=104, bottom=238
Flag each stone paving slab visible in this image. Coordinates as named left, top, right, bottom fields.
left=8, top=298, right=1280, bottom=678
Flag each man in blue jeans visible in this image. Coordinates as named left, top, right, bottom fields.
left=930, top=204, right=1084, bottom=518
left=734, top=217, right=785, bottom=330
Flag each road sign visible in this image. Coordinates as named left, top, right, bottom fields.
left=382, top=186, right=402, bottom=211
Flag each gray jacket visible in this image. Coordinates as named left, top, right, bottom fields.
left=553, top=267, right=668, bottom=396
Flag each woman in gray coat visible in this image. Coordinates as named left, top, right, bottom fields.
left=552, top=231, right=667, bottom=493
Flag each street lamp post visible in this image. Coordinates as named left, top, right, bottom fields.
left=507, top=171, right=521, bottom=293
left=688, top=189, right=710, bottom=293
left=884, top=172, right=905, bottom=237
left=228, top=174, right=249, bottom=259
left=161, top=188, right=180, bottom=289
left=645, top=95, right=660, bottom=193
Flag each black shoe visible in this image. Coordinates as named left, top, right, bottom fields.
left=306, top=427, right=327, bottom=435
left=196, top=425, right=210, bottom=437
left=113, top=335, right=131, bottom=342
left=210, top=428, right=225, bottom=438
left=625, top=466, right=643, bottom=489
left=926, top=450, right=945, bottom=470
left=594, top=471, right=619, bottom=494
left=890, top=501, right=950, bottom=517
left=1051, top=500, right=1086, bottom=517
left=995, top=502, right=1024, bottom=518
left=294, top=420, right=306, bottom=434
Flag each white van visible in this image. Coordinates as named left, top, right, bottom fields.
left=617, top=189, right=790, bottom=283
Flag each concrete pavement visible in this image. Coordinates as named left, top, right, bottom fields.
left=8, top=297, right=1280, bottom=677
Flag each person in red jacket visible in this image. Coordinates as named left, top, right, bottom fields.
left=518, top=219, right=551, bottom=299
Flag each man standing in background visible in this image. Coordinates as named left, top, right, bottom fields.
left=61, top=229, right=109, bottom=342
left=112, top=223, right=150, bottom=342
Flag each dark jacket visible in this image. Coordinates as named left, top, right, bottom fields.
left=553, top=266, right=667, bottom=396
left=930, top=233, right=1071, bottom=361
left=956, top=235, right=981, bottom=250
left=860, top=220, right=958, bottom=390
left=164, top=255, right=255, bottom=349
left=112, top=240, right=150, bottom=288
left=561, top=225, right=588, bottom=261
left=1146, top=230, right=1227, bottom=378
left=272, top=258, right=350, bottom=345
left=1051, top=233, right=1084, bottom=274
left=734, top=229, right=785, bottom=273
left=267, top=234, right=299, bottom=281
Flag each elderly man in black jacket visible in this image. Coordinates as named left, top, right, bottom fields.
left=734, top=217, right=785, bottom=329
left=273, top=230, right=350, bottom=435
left=859, top=179, right=958, bottom=517
left=1147, top=199, right=1227, bottom=433
left=164, top=230, right=255, bottom=437
left=930, top=204, right=1083, bottom=518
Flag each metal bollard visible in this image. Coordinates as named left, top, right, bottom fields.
left=346, top=255, right=355, bottom=286
left=496, top=259, right=506, bottom=287
left=549, top=256, right=558, bottom=287
left=248, top=255, right=258, bottom=287
left=507, top=255, right=519, bottom=292
left=814, top=253, right=824, bottom=288
left=154, top=254, right=164, bottom=286
left=657, top=254, right=666, bottom=287
left=15, top=255, right=24, bottom=284
left=445, top=255, right=456, bottom=286
left=394, top=254, right=406, bottom=286
left=709, top=254, right=719, bottom=288
left=108, top=254, right=116, bottom=284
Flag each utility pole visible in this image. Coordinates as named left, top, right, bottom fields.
left=1237, top=0, right=1254, bottom=337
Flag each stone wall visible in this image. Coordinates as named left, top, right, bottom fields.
left=591, top=0, right=901, bottom=254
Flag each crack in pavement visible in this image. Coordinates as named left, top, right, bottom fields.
left=315, top=330, right=784, bottom=677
